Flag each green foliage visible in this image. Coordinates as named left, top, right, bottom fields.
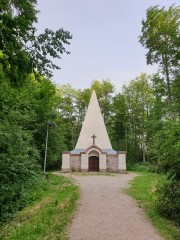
left=139, top=5, right=180, bottom=112
left=172, top=75, right=180, bottom=114
left=0, top=0, right=74, bottom=226
left=0, top=1, right=179, bottom=229
left=148, top=120, right=180, bottom=178
left=0, top=64, right=68, bottom=222
left=126, top=173, right=180, bottom=239
left=0, top=171, right=46, bottom=224
left=127, top=163, right=157, bottom=173
left=157, top=177, right=180, bottom=226
left=139, top=5, right=180, bottom=66
left=45, top=126, right=66, bottom=170
left=0, top=0, right=72, bottom=82
left=149, top=120, right=180, bottom=226
left=134, top=6, right=180, bottom=228
left=0, top=68, right=40, bottom=222
left=31, top=28, right=72, bottom=78
left=109, top=93, right=127, bottom=150
left=56, top=84, right=79, bottom=150
left=0, top=174, right=79, bottom=240
left=119, top=73, right=154, bottom=161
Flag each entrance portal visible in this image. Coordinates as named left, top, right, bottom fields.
left=88, top=156, right=99, bottom=172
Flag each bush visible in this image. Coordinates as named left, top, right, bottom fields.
left=148, top=120, right=180, bottom=179
left=0, top=170, right=47, bottom=223
left=156, top=176, right=180, bottom=226
left=127, top=162, right=157, bottom=173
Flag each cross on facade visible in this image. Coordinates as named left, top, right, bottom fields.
left=91, top=134, right=97, bottom=145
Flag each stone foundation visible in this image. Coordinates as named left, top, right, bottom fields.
left=99, top=169, right=107, bottom=173
left=70, top=155, right=81, bottom=171
left=61, top=168, right=70, bottom=173
left=118, top=169, right=127, bottom=174
left=106, top=155, right=118, bottom=172
left=81, top=169, right=88, bottom=172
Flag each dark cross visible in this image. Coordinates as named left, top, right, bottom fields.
left=91, top=134, right=97, bottom=145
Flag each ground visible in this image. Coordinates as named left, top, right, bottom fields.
left=59, top=172, right=164, bottom=240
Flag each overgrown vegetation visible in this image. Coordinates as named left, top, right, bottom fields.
left=126, top=172, right=180, bottom=240
left=0, top=1, right=179, bottom=230
left=0, top=0, right=72, bottom=223
left=0, top=174, right=79, bottom=240
left=157, top=176, right=180, bottom=226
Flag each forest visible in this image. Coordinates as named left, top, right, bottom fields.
left=0, top=0, right=179, bottom=228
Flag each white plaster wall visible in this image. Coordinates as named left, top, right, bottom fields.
left=75, top=91, right=112, bottom=149
left=87, top=148, right=101, bottom=156
left=88, top=150, right=99, bottom=157
left=62, top=154, right=70, bottom=169
left=118, top=153, right=126, bottom=170
left=81, top=153, right=88, bottom=170
left=99, top=154, right=107, bottom=170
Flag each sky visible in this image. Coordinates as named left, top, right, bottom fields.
left=36, top=0, right=178, bottom=92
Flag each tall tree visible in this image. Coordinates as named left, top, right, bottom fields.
left=109, top=93, right=127, bottom=151
left=122, top=74, right=154, bottom=162
left=0, top=1, right=72, bottom=222
left=139, top=5, right=180, bottom=115
left=56, top=84, right=77, bottom=149
left=0, top=0, right=72, bottom=83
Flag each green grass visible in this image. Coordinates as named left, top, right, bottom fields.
left=126, top=172, right=180, bottom=240
left=0, top=174, right=79, bottom=240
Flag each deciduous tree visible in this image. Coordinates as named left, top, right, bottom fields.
left=0, top=0, right=72, bottom=83
left=139, top=5, right=180, bottom=114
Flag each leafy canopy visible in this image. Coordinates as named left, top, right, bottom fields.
left=0, top=0, right=72, bottom=82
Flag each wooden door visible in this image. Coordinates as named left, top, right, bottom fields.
left=88, top=156, right=99, bottom=172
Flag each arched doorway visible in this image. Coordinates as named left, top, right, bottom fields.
left=88, top=150, right=99, bottom=172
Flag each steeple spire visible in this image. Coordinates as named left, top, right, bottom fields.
left=75, top=90, right=112, bottom=149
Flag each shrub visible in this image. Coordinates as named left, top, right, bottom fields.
left=0, top=176, right=45, bottom=223
left=156, top=176, right=180, bottom=226
left=148, top=120, right=180, bottom=179
left=127, top=162, right=157, bottom=173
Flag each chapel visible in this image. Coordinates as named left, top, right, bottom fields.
left=61, top=90, right=126, bottom=173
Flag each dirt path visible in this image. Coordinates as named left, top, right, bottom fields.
left=63, top=173, right=163, bottom=240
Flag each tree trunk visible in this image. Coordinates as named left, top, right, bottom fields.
left=162, top=54, right=173, bottom=118
left=142, top=87, right=146, bottom=163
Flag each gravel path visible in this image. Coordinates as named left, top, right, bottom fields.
left=66, top=173, right=164, bottom=240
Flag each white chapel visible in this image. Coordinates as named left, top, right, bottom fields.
left=61, top=90, right=126, bottom=173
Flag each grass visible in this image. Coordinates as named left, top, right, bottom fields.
left=126, top=172, right=180, bottom=240
left=0, top=173, right=79, bottom=240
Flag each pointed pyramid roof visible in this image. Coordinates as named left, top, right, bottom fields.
left=75, top=90, right=112, bottom=149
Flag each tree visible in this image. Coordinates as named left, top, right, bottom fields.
left=75, top=88, right=91, bottom=139
left=172, top=74, right=180, bottom=115
left=0, top=0, right=73, bottom=221
left=145, top=74, right=167, bottom=142
left=139, top=5, right=180, bottom=114
left=109, top=93, right=127, bottom=151
left=0, top=0, right=72, bottom=83
left=122, top=74, right=154, bottom=162
left=0, top=66, right=41, bottom=222
left=148, top=120, right=180, bottom=177
left=56, top=84, right=77, bottom=149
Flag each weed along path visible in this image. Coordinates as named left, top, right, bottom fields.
left=67, top=173, right=164, bottom=240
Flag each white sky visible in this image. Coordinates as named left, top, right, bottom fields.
left=36, top=0, right=178, bottom=92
